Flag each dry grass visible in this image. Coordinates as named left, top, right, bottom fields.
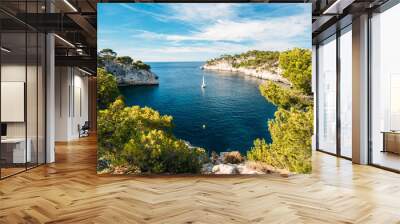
left=223, top=151, right=245, bottom=164
left=245, top=160, right=292, bottom=177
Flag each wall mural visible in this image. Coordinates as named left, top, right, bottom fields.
left=97, top=3, right=313, bottom=175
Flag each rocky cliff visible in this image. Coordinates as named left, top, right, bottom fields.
left=202, top=51, right=290, bottom=85
left=104, top=61, right=159, bottom=86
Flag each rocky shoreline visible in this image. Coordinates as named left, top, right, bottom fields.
left=202, top=62, right=290, bottom=85
left=104, top=61, right=159, bottom=86
left=201, top=151, right=292, bottom=177
left=99, top=149, right=292, bottom=177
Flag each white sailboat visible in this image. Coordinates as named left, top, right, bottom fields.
left=201, top=76, right=206, bottom=88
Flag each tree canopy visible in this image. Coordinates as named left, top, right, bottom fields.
left=279, top=48, right=312, bottom=95
left=259, top=81, right=312, bottom=110
left=98, top=48, right=117, bottom=61
left=97, top=49, right=151, bottom=71
left=132, top=60, right=151, bottom=71
left=116, top=56, right=133, bottom=65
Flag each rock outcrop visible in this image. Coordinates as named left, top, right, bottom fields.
left=200, top=151, right=293, bottom=176
left=211, top=164, right=239, bottom=174
left=202, top=61, right=290, bottom=85
left=104, top=61, right=159, bottom=86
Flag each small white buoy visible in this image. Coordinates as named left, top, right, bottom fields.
left=202, top=124, right=206, bottom=129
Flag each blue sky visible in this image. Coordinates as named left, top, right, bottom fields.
left=98, top=3, right=311, bottom=62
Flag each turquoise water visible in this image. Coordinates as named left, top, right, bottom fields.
left=120, top=62, right=276, bottom=154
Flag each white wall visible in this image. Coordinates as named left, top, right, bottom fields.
left=72, top=72, right=89, bottom=138
left=1, top=62, right=46, bottom=164
left=55, top=66, right=69, bottom=141
left=54, top=67, right=89, bottom=141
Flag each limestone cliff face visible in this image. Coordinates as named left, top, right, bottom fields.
left=202, top=59, right=290, bottom=85
left=104, top=61, right=159, bottom=86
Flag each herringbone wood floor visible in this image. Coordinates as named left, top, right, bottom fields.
left=1, top=135, right=400, bottom=224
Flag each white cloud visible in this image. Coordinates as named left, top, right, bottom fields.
left=131, top=14, right=309, bottom=44
left=175, top=15, right=308, bottom=42
left=119, top=3, right=239, bottom=25
left=167, top=4, right=239, bottom=23
left=102, top=4, right=311, bottom=62
left=119, top=3, right=172, bottom=22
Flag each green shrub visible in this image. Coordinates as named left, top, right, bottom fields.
left=123, top=130, right=206, bottom=173
left=98, top=99, right=173, bottom=157
left=98, top=99, right=206, bottom=174
left=247, top=108, right=313, bottom=173
left=279, top=48, right=312, bottom=94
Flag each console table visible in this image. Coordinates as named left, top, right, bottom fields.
left=1, top=138, right=31, bottom=164
left=381, top=131, right=400, bottom=154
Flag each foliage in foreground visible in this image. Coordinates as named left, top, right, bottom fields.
left=97, top=68, right=120, bottom=110
left=247, top=108, right=313, bottom=173
left=247, top=48, right=313, bottom=174
left=98, top=99, right=207, bottom=174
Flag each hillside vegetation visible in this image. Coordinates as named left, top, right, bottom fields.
left=206, top=50, right=280, bottom=70
left=98, top=48, right=151, bottom=71
left=97, top=48, right=158, bottom=86
left=247, top=48, right=313, bottom=173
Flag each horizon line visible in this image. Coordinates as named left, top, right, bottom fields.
left=144, top=60, right=206, bottom=63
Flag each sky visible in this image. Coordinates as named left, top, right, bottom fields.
left=98, top=3, right=311, bottom=62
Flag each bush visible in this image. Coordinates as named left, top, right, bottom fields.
left=123, top=130, right=207, bottom=173
left=247, top=108, right=313, bottom=173
left=98, top=99, right=207, bottom=174
left=98, top=99, right=173, bottom=158
left=223, top=151, right=244, bottom=164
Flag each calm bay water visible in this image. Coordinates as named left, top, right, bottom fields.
left=120, top=62, right=276, bottom=154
